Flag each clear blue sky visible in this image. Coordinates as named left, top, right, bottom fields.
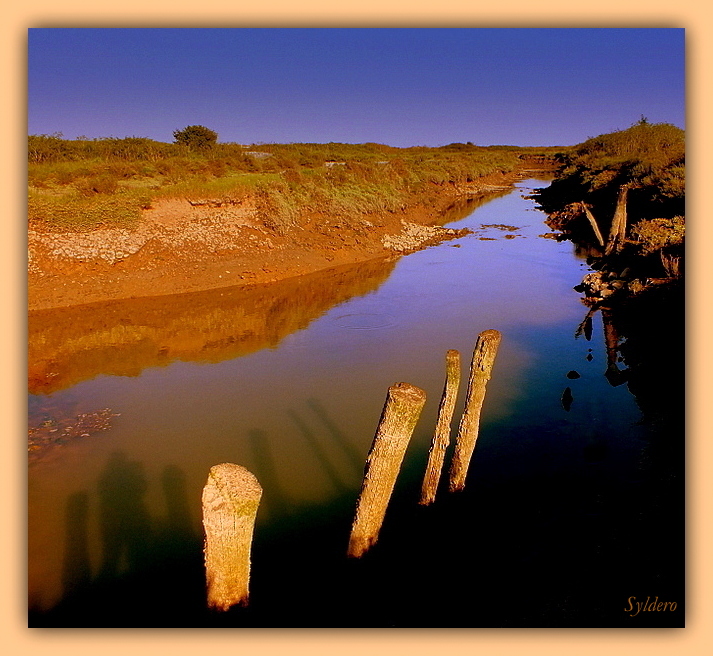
left=28, top=28, right=685, bottom=148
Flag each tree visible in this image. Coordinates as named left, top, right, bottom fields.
left=172, top=125, right=218, bottom=151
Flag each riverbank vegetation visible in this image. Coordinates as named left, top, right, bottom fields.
left=28, top=132, right=562, bottom=233
left=533, top=119, right=684, bottom=277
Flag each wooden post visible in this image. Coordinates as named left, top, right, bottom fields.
left=605, top=185, right=630, bottom=255
left=347, top=382, right=426, bottom=558
left=581, top=202, right=605, bottom=247
left=449, top=329, right=502, bottom=492
left=419, top=350, right=461, bottom=505
left=202, top=463, right=262, bottom=611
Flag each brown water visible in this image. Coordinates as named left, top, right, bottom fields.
left=28, top=179, right=683, bottom=627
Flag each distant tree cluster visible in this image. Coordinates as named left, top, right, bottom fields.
left=173, top=125, right=218, bottom=151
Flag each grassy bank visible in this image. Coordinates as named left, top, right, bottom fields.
left=533, top=120, right=684, bottom=274
left=28, top=135, right=561, bottom=233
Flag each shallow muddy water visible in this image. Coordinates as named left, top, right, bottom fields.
left=28, top=179, right=683, bottom=627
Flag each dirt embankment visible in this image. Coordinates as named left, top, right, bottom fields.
left=28, top=164, right=544, bottom=311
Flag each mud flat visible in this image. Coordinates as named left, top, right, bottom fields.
left=28, top=167, right=542, bottom=311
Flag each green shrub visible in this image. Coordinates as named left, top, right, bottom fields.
left=631, top=216, right=685, bottom=255
left=173, top=125, right=218, bottom=152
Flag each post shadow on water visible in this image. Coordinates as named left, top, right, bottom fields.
left=307, top=397, right=365, bottom=475
left=287, top=409, right=350, bottom=494
left=31, top=453, right=206, bottom=627
left=35, top=362, right=682, bottom=628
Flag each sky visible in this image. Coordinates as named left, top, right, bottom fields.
left=27, top=28, right=685, bottom=148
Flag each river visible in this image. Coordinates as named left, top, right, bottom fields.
left=27, top=177, right=684, bottom=627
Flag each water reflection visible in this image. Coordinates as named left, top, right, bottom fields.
left=29, top=256, right=398, bottom=395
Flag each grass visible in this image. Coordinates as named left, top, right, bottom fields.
left=28, top=135, right=554, bottom=232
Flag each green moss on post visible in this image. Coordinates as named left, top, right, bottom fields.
left=348, top=382, right=426, bottom=558
left=449, top=329, right=501, bottom=492
left=202, top=463, right=262, bottom=611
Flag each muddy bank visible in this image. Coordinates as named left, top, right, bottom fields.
left=28, top=165, right=546, bottom=311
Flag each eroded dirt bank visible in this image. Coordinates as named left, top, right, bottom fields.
left=28, top=165, right=547, bottom=311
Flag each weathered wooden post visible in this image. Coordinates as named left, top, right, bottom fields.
left=605, top=184, right=630, bottom=255
left=581, top=202, right=605, bottom=247
left=202, top=463, right=262, bottom=611
left=449, top=329, right=502, bottom=492
left=348, top=382, right=427, bottom=558
left=419, top=350, right=461, bottom=505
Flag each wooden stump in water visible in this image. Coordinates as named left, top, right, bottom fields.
left=202, top=463, right=262, bottom=611
left=449, top=329, right=502, bottom=492
left=348, top=382, right=427, bottom=558
left=420, top=350, right=461, bottom=505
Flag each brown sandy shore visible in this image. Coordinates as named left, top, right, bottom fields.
left=28, top=164, right=548, bottom=311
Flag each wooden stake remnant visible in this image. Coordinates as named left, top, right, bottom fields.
left=581, top=202, right=605, bottom=247
left=449, top=329, right=502, bottom=492
left=605, top=184, right=630, bottom=255
left=347, top=382, right=427, bottom=558
left=202, top=463, right=262, bottom=611
left=419, top=350, right=461, bottom=505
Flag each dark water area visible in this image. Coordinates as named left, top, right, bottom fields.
left=28, top=178, right=684, bottom=628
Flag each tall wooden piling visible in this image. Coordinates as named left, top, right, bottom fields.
left=202, top=463, right=262, bottom=611
left=605, top=184, right=630, bottom=255
left=419, top=350, right=461, bottom=505
left=449, top=329, right=502, bottom=492
left=348, top=382, right=427, bottom=558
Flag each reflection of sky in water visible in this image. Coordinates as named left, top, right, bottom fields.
left=28, top=180, right=647, bottom=613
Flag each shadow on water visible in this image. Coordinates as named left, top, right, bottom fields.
left=31, top=454, right=206, bottom=627
left=307, top=398, right=365, bottom=475
left=61, top=492, right=91, bottom=602
left=246, top=429, right=291, bottom=523
left=287, top=409, right=350, bottom=494
left=96, top=452, right=153, bottom=580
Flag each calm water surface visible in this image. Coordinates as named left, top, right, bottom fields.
left=28, top=179, right=683, bottom=627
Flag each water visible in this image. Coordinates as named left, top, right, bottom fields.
left=27, top=179, right=683, bottom=627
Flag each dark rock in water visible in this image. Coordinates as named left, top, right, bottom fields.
left=566, top=370, right=581, bottom=379
left=583, top=315, right=593, bottom=341
left=561, top=387, right=574, bottom=412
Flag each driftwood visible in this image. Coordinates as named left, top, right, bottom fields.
left=449, top=329, right=502, bottom=492
left=348, top=382, right=426, bottom=558
left=202, top=463, right=262, bottom=611
left=581, top=202, right=605, bottom=247
left=420, top=350, right=461, bottom=505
